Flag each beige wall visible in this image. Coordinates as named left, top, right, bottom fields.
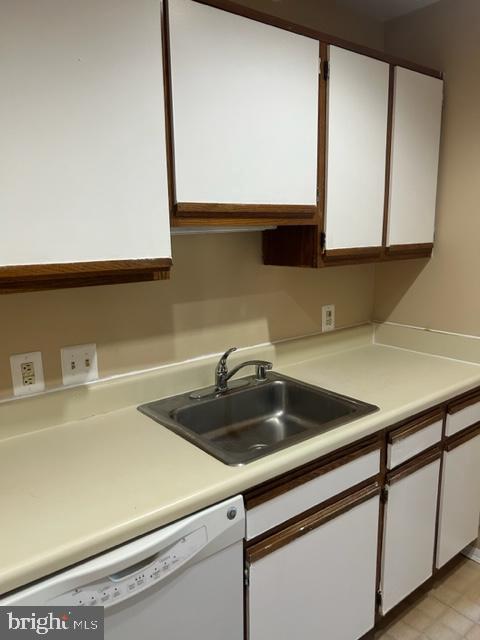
left=374, top=0, right=480, bottom=336
left=0, top=1, right=384, bottom=400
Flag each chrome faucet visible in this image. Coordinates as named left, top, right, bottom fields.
left=214, top=347, right=273, bottom=393
left=190, top=347, right=273, bottom=399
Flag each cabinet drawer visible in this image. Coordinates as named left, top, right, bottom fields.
left=446, top=394, right=480, bottom=437
left=387, top=411, right=443, bottom=469
left=246, top=443, right=380, bottom=540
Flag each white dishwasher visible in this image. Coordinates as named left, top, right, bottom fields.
left=1, top=496, right=245, bottom=640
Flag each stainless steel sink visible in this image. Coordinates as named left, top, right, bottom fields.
left=138, top=372, right=378, bottom=465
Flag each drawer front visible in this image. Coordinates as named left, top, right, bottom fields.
left=446, top=399, right=480, bottom=437
left=246, top=448, right=380, bottom=540
left=387, top=419, right=443, bottom=469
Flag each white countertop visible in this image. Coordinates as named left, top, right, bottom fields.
left=1, top=329, right=480, bottom=596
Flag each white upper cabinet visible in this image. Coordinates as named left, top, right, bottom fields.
left=325, top=47, right=390, bottom=250
left=168, top=0, right=319, bottom=207
left=387, top=67, right=443, bottom=247
left=1, top=0, right=171, bottom=266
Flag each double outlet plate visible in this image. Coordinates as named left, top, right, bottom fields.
left=10, top=344, right=98, bottom=397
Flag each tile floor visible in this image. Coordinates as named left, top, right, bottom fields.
left=376, top=558, right=480, bottom=640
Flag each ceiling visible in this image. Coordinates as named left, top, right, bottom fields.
left=334, top=0, right=441, bottom=22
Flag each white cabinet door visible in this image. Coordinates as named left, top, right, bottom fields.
left=325, top=47, right=389, bottom=250
left=1, top=0, right=171, bottom=265
left=387, top=67, right=443, bottom=247
left=248, top=493, right=379, bottom=640
left=437, top=434, right=480, bottom=568
left=381, top=458, right=440, bottom=614
left=168, top=0, right=319, bottom=206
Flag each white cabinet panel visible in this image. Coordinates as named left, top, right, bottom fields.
left=1, top=0, right=171, bottom=265
left=437, top=435, right=480, bottom=568
left=381, top=460, right=440, bottom=613
left=325, top=47, right=389, bottom=250
left=168, top=0, right=319, bottom=205
left=446, top=401, right=480, bottom=437
left=249, top=496, right=379, bottom=640
left=387, top=420, right=443, bottom=469
left=247, top=448, right=380, bottom=539
left=387, top=67, right=443, bottom=246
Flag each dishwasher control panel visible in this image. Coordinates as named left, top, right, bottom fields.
left=49, top=527, right=207, bottom=608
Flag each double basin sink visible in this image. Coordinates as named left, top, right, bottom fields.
left=139, top=372, right=378, bottom=466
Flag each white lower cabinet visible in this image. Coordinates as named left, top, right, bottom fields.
left=381, top=456, right=441, bottom=613
left=247, top=489, right=380, bottom=640
left=437, top=433, right=480, bottom=568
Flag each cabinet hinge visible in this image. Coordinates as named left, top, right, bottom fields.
left=323, top=60, right=330, bottom=81
left=381, top=485, right=389, bottom=504
left=244, top=566, right=250, bottom=588
left=376, top=589, right=383, bottom=609
left=320, top=231, right=326, bottom=252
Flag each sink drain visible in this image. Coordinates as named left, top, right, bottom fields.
left=248, top=443, right=268, bottom=451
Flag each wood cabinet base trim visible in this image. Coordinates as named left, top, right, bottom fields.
left=174, top=202, right=317, bottom=223
left=323, top=246, right=383, bottom=264
left=0, top=259, right=172, bottom=293
left=247, top=482, right=380, bottom=562
left=385, top=243, right=433, bottom=258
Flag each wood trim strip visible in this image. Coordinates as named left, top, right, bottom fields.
left=0, top=259, right=172, bottom=282
left=0, top=271, right=169, bottom=294
left=162, top=0, right=177, bottom=221
left=317, top=42, right=328, bottom=247
left=445, top=422, right=480, bottom=451
left=386, top=446, right=442, bottom=485
left=245, top=436, right=381, bottom=510
left=388, top=409, right=444, bottom=444
left=448, top=391, right=480, bottom=415
left=191, top=0, right=442, bottom=79
left=385, top=243, right=434, bottom=257
left=247, top=482, right=380, bottom=563
left=382, top=65, right=395, bottom=248
left=323, top=247, right=383, bottom=264
left=174, top=203, right=317, bottom=219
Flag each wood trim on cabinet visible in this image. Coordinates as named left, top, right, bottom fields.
left=0, top=259, right=172, bottom=282
left=162, top=0, right=177, bottom=221
left=190, top=0, right=442, bottom=80
left=385, top=243, right=434, bottom=258
left=247, top=482, right=380, bottom=563
left=317, top=42, right=329, bottom=242
left=386, top=446, right=442, bottom=485
left=445, top=422, right=480, bottom=451
left=387, top=409, right=444, bottom=444
left=448, top=390, right=480, bottom=414
left=245, top=435, right=381, bottom=510
left=382, top=66, right=395, bottom=248
left=323, top=246, right=383, bottom=264
left=174, top=203, right=317, bottom=221
left=0, top=259, right=172, bottom=293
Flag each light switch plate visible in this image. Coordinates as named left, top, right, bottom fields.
left=10, top=351, right=45, bottom=396
left=322, top=304, right=335, bottom=332
left=61, top=343, right=99, bottom=386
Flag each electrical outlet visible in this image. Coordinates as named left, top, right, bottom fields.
left=322, top=304, right=335, bottom=332
left=10, top=352, right=45, bottom=396
left=61, top=343, right=98, bottom=386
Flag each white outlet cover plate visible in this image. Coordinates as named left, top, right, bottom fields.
left=322, top=304, right=336, bottom=332
left=61, top=343, right=99, bottom=386
left=10, top=351, right=45, bottom=396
